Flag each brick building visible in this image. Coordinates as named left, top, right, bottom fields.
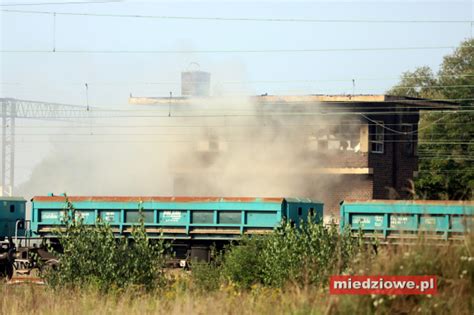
left=129, top=88, right=456, bottom=219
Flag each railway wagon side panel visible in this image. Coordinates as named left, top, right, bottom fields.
left=31, top=196, right=323, bottom=240
left=0, top=197, right=26, bottom=239
left=285, top=198, right=324, bottom=226
left=340, top=200, right=474, bottom=241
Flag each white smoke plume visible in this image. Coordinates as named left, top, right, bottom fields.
left=17, top=95, right=366, bottom=216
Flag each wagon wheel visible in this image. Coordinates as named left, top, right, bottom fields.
left=6, top=262, right=14, bottom=280
left=1, top=262, right=14, bottom=280
left=5, top=248, right=15, bottom=279
left=39, top=259, right=60, bottom=274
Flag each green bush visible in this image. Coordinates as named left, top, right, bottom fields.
left=191, top=219, right=362, bottom=290
left=43, top=199, right=167, bottom=292
left=220, top=237, right=265, bottom=288
left=259, top=220, right=361, bottom=287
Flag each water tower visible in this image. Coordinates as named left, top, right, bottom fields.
left=181, top=63, right=211, bottom=97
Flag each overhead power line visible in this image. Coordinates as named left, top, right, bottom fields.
left=1, top=100, right=471, bottom=113
left=5, top=106, right=470, bottom=113
left=9, top=132, right=474, bottom=139
left=3, top=96, right=474, bottom=114
left=3, top=9, right=474, bottom=24
left=0, top=46, right=461, bottom=54
left=2, top=82, right=474, bottom=90
left=4, top=74, right=474, bottom=86
left=6, top=109, right=474, bottom=119
left=418, top=170, right=474, bottom=173
left=2, top=96, right=473, bottom=116
left=0, top=1, right=121, bottom=7
left=419, top=157, right=474, bottom=160
left=10, top=121, right=474, bottom=128
left=360, top=113, right=453, bottom=135
left=10, top=139, right=474, bottom=144
left=391, top=84, right=474, bottom=89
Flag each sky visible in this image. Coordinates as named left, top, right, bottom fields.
left=0, top=0, right=473, bottom=189
left=1, top=0, right=473, bottom=106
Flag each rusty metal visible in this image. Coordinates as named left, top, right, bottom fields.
left=343, top=199, right=474, bottom=205
left=32, top=196, right=284, bottom=203
left=7, top=276, right=45, bottom=285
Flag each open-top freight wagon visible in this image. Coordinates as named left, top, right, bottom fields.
left=0, top=197, right=26, bottom=239
left=30, top=195, right=324, bottom=263
left=0, top=197, right=27, bottom=277
left=340, top=200, right=474, bottom=242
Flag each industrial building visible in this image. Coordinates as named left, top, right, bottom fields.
left=128, top=71, right=457, bottom=217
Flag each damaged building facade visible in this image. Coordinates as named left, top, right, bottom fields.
left=129, top=72, right=455, bottom=218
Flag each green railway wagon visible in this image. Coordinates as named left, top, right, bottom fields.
left=0, top=197, right=26, bottom=276
left=340, top=200, right=474, bottom=242
left=0, top=197, right=26, bottom=239
left=31, top=196, right=323, bottom=240
left=31, top=195, right=323, bottom=262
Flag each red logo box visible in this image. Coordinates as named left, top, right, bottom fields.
left=330, top=275, right=437, bottom=295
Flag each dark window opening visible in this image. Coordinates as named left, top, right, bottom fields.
left=298, top=207, right=302, bottom=216
left=370, top=121, right=384, bottom=154
left=309, top=208, right=314, bottom=216
left=9, top=205, right=15, bottom=213
left=402, top=124, right=415, bottom=156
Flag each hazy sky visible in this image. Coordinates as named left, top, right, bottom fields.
left=0, top=0, right=473, bottom=189
left=1, top=0, right=473, bottom=106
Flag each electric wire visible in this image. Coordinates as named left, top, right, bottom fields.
left=4, top=74, right=474, bottom=85
left=0, top=1, right=121, bottom=7
left=0, top=46, right=464, bottom=54
left=3, top=9, right=473, bottom=24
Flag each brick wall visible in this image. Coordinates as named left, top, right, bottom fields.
left=368, top=110, right=419, bottom=199
left=313, top=151, right=369, bottom=168
left=171, top=105, right=420, bottom=222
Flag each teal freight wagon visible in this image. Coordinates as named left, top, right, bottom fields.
left=31, top=196, right=323, bottom=239
left=31, top=195, right=323, bottom=262
left=0, top=197, right=26, bottom=274
left=0, top=197, right=26, bottom=239
left=340, top=200, right=474, bottom=241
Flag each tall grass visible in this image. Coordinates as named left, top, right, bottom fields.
left=8, top=208, right=471, bottom=314
left=333, top=236, right=474, bottom=314
left=1, top=235, right=472, bottom=315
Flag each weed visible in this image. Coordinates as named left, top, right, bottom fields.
left=42, top=197, right=167, bottom=292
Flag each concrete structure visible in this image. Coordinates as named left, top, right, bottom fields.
left=181, top=71, right=211, bottom=97
left=129, top=93, right=457, bottom=218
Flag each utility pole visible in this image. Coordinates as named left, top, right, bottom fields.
left=1, top=100, right=15, bottom=196
left=0, top=98, right=93, bottom=196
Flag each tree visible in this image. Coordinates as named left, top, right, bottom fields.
left=388, top=39, right=474, bottom=200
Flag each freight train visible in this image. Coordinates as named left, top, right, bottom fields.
left=0, top=195, right=473, bottom=279
left=1, top=195, right=323, bottom=277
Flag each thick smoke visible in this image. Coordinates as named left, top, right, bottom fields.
left=17, top=95, right=365, bottom=217
left=169, top=97, right=366, bottom=217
